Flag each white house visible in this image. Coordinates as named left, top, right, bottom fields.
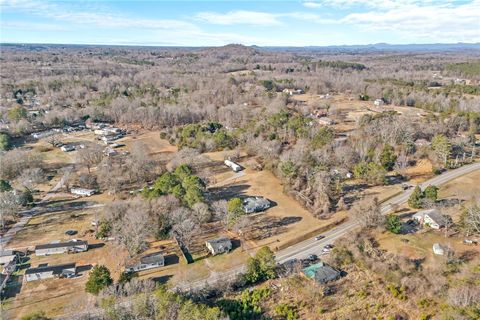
left=374, top=99, right=384, bottom=106
left=413, top=209, right=448, bottom=229
left=25, top=263, right=76, bottom=282
left=224, top=159, right=242, bottom=172
left=35, top=240, right=88, bottom=256
left=71, top=188, right=96, bottom=197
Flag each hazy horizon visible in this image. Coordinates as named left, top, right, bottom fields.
left=1, top=0, right=479, bottom=47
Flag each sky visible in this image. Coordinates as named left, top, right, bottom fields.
left=0, top=0, right=479, bottom=46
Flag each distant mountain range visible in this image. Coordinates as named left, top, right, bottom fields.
left=2, top=42, right=480, bottom=53
left=258, top=43, right=480, bottom=53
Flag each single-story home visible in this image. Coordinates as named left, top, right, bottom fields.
left=71, top=188, right=96, bottom=197
left=243, top=196, right=271, bottom=214
left=126, top=252, right=165, bottom=273
left=35, top=240, right=88, bottom=256
left=206, top=237, right=232, bottom=255
left=413, top=209, right=448, bottom=229
left=25, top=263, right=76, bottom=282
left=303, top=262, right=341, bottom=284
left=0, top=250, right=18, bottom=265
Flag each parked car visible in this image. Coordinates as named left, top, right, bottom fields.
left=65, top=229, right=77, bottom=236
left=322, top=244, right=334, bottom=254
left=306, top=254, right=318, bottom=261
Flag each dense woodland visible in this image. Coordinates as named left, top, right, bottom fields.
left=1, top=44, right=480, bottom=319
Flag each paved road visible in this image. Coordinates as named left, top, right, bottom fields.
left=275, top=162, right=480, bottom=263
left=173, top=162, right=480, bottom=291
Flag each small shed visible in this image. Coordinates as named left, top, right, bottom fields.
left=126, top=252, right=165, bottom=273
left=206, top=237, right=232, bottom=255
left=433, top=243, right=445, bottom=255
left=374, top=99, right=384, bottom=106
left=25, top=263, right=76, bottom=282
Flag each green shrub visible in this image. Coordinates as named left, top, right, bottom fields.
left=0, top=133, right=12, bottom=151
left=408, top=186, right=423, bottom=209
left=274, top=303, right=299, bottom=320
left=244, top=247, right=277, bottom=284
left=386, top=284, right=407, bottom=300
left=21, top=312, right=51, bottom=320
left=385, top=214, right=402, bottom=234
left=85, top=265, right=113, bottom=295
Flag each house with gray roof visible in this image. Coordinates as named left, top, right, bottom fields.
left=25, top=263, right=76, bottom=282
left=0, top=250, right=18, bottom=265
left=126, top=252, right=164, bottom=273
left=303, top=262, right=342, bottom=284
left=35, top=240, right=88, bottom=256
left=413, top=209, right=449, bottom=229
left=206, top=237, right=232, bottom=255
left=243, top=197, right=271, bottom=214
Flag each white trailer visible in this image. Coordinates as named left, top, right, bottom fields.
left=224, top=159, right=241, bottom=172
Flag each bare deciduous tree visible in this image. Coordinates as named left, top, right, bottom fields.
left=351, top=197, right=383, bottom=229
left=76, top=144, right=104, bottom=174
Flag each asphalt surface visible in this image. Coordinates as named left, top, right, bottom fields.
left=275, top=162, right=480, bottom=263
left=173, top=162, right=480, bottom=291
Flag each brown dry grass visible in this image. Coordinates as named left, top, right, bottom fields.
left=205, top=151, right=346, bottom=251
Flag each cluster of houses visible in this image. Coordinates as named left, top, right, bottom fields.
left=1, top=240, right=90, bottom=286
left=20, top=240, right=89, bottom=283
left=93, top=125, right=126, bottom=143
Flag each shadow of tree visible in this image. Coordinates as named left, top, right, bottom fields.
left=245, top=215, right=303, bottom=241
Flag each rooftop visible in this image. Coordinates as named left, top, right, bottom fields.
left=35, top=240, right=87, bottom=250
left=139, top=252, right=164, bottom=265
left=25, top=263, right=76, bottom=275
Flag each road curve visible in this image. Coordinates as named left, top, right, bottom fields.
left=171, top=162, right=480, bottom=292
left=275, top=162, right=480, bottom=263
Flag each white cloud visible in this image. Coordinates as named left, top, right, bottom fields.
left=340, top=0, right=480, bottom=42
left=302, top=2, right=323, bottom=8
left=195, top=10, right=282, bottom=26
left=1, top=0, right=199, bottom=31
left=1, top=21, right=70, bottom=31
